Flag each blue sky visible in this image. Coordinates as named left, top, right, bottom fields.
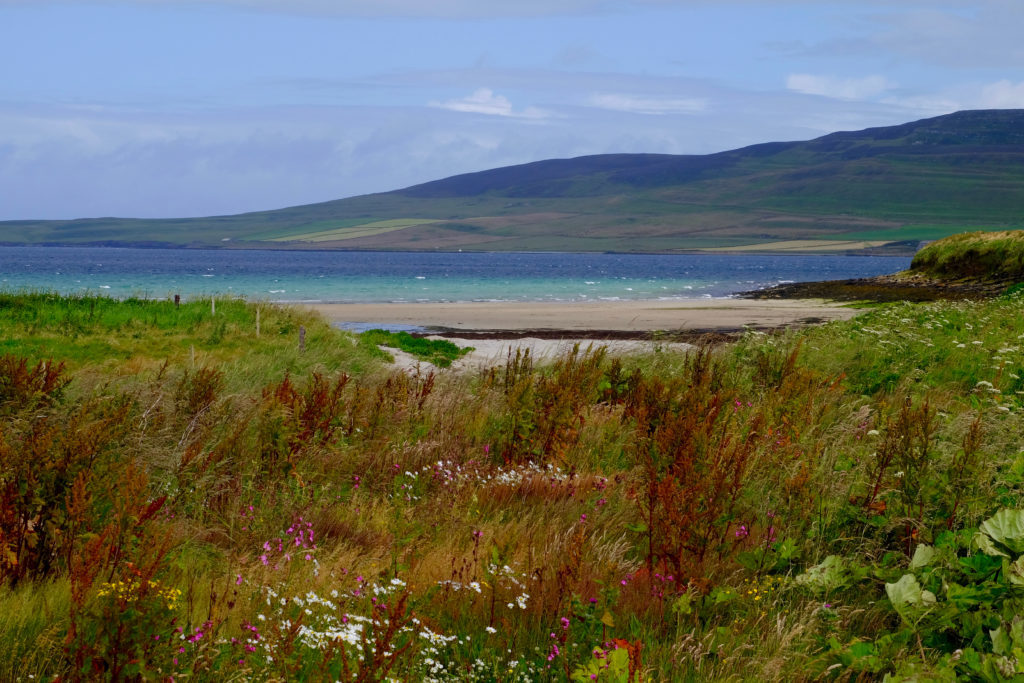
left=2, top=0, right=1023, bottom=220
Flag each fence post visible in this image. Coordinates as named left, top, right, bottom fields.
left=174, top=294, right=180, bottom=308
left=299, top=325, right=306, bottom=352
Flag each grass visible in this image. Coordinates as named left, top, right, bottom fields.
left=0, top=290, right=389, bottom=388
left=1, top=283, right=1024, bottom=680
left=359, top=329, right=473, bottom=368
left=910, top=229, right=1024, bottom=281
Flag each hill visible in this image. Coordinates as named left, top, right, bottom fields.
left=3, top=109, right=1024, bottom=253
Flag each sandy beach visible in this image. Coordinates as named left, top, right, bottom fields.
left=305, top=298, right=859, bottom=334
left=304, top=298, right=860, bottom=370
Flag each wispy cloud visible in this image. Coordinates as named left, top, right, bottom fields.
left=429, top=88, right=551, bottom=119
left=587, top=93, right=707, bottom=115
left=979, top=79, right=1024, bottom=108
left=786, top=74, right=895, bottom=100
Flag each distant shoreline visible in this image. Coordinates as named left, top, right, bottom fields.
left=0, top=242, right=918, bottom=257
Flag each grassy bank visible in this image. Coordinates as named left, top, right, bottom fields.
left=911, top=229, right=1024, bottom=283
left=1, top=290, right=1024, bottom=680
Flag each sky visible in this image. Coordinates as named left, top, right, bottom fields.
left=2, top=1, right=1023, bottom=220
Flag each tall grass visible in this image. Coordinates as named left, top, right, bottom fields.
left=0, top=291, right=1023, bottom=680
left=910, top=229, right=1024, bottom=281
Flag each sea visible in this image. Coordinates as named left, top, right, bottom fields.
left=0, top=246, right=911, bottom=304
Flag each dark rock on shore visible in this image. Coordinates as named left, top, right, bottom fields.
left=740, top=272, right=1016, bottom=302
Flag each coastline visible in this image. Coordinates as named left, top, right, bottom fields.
left=303, top=298, right=862, bottom=370
left=303, top=298, right=860, bottom=336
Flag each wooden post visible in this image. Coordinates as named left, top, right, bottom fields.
left=299, top=325, right=306, bottom=352
left=211, top=297, right=216, bottom=316
left=256, top=308, right=261, bottom=337
left=174, top=294, right=180, bottom=308
left=190, top=344, right=195, bottom=367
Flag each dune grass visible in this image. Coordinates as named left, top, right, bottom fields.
left=1, top=289, right=1023, bottom=680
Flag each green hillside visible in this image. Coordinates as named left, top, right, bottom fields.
left=4, top=109, right=1024, bottom=253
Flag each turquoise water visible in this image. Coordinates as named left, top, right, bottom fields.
left=0, top=246, right=911, bottom=303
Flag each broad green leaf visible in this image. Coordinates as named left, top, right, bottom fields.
left=671, top=593, right=693, bottom=616
left=849, top=641, right=876, bottom=658
left=886, top=574, right=936, bottom=623
left=909, top=543, right=936, bottom=570
left=979, top=509, right=1024, bottom=557
left=796, top=555, right=849, bottom=592
left=1012, top=617, right=1024, bottom=649
left=991, top=626, right=1011, bottom=656
left=777, top=537, right=799, bottom=561
left=1009, top=556, right=1024, bottom=587
left=710, top=586, right=737, bottom=605
left=973, top=530, right=1010, bottom=558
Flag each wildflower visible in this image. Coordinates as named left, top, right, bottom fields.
left=735, top=525, right=749, bottom=539
left=486, top=626, right=497, bottom=634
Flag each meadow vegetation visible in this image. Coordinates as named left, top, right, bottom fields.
left=1, top=286, right=1024, bottom=681
left=911, top=230, right=1024, bottom=283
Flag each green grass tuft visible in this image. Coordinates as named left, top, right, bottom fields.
left=359, top=329, right=473, bottom=367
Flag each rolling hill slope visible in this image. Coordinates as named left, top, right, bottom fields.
left=3, top=109, right=1024, bottom=253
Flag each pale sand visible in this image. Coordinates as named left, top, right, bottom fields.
left=304, top=299, right=860, bottom=371
left=305, top=298, right=859, bottom=333
left=381, top=337, right=696, bottom=372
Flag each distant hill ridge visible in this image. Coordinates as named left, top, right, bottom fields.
left=4, top=109, right=1024, bottom=253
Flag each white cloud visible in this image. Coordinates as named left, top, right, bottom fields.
left=786, top=74, right=895, bottom=100
left=979, top=79, right=1024, bottom=108
left=587, top=93, right=707, bottom=115
left=429, top=88, right=551, bottom=119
